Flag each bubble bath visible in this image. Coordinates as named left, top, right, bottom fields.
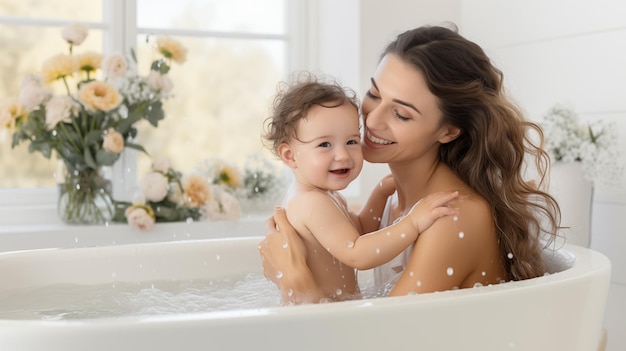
left=0, top=235, right=611, bottom=351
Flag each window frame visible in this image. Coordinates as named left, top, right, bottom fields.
left=0, top=0, right=311, bottom=217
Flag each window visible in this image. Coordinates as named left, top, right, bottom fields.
left=0, top=0, right=302, bottom=202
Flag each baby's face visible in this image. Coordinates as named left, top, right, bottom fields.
left=290, top=102, right=363, bottom=191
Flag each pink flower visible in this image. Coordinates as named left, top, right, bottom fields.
left=19, top=74, right=49, bottom=111
left=125, top=206, right=155, bottom=231
left=102, top=128, right=124, bottom=154
left=102, top=53, right=128, bottom=80
left=44, top=96, right=76, bottom=129
left=204, top=188, right=240, bottom=221
left=182, top=173, right=211, bottom=208
left=61, top=23, right=88, bottom=46
left=151, top=157, right=171, bottom=173
left=142, top=172, right=169, bottom=202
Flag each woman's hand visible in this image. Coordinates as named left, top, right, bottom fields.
left=258, top=207, right=324, bottom=304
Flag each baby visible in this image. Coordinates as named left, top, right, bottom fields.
left=263, top=74, right=458, bottom=302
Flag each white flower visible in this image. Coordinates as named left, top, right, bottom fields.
left=44, top=96, right=76, bottom=129
left=102, top=53, right=128, bottom=80
left=151, top=157, right=171, bottom=173
left=61, top=23, right=88, bottom=46
left=142, top=172, right=169, bottom=202
left=132, top=192, right=147, bottom=206
left=146, top=71, right=174, bottom=94
left=125, top=206, right=155, bottom=231
left=19, top=74, right=49, bottom=111
left=204, top=187, right=240, bottom=221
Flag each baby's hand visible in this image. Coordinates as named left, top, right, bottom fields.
left=407, top=191, right=459, bottom=233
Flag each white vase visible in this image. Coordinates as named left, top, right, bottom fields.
left=548, top=162, right=593, bottom=247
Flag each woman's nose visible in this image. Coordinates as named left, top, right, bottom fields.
left=363, top=104, right=384, bottom=130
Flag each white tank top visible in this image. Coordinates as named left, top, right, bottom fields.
left=373, top=192, right=413, bottom=296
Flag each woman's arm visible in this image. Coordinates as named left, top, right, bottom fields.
left=258, top=207, right=325, bottom=304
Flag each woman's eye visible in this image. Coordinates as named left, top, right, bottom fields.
left=365, top=90, right=379, bottom=99
left=318, top=141, right=331, bottom=148
left=394, top=111, right=410, bottom=121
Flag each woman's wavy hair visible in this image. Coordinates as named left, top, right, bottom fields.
left=384, top=24, right=561, bottom=281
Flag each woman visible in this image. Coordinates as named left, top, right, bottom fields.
left=259, top=24, right=560, bottom=303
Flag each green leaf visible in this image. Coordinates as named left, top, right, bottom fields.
left=83, top=148, right=98, bottom=169
left=84, top=130, right=102, bottom=146
left=124, top=142, right=148, bottom=154
left=145, top=101, right=164, bottom=127
left=95, top=149, right=119, bottom=166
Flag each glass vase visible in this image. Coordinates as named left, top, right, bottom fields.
left=57, top=164, right=114, bottom=225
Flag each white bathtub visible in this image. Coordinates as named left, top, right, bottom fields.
left=0, top=222, right=612, bottom=351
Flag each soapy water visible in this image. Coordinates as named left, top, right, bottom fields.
left=0, top=273, right=283, bottom=321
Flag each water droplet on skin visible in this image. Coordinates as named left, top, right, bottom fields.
left=282, top=241, right=289, bottom=249
left=473, top=282, right=484, bottom=288
left=276, top=271, right=283, bottom=279
left=458, top=231, right=464, bottom=238
left=407, top=291, right=417, bottom=295
left=481, top=271, right=486, bottom=276
left=369, top=208, right=374, bottom=213
left=375, top=248, right=380, bottom=255
left=416, top=280, right=422, bottom=287
left=400, top=233, right=406, bottom=239
left=386, top=231, right=391, bottom=236
left=287, top=289, right=294, bottom=297
left=409, top=271, right=414, bottom=277
left=345, top=241, right=355, bottom=248
left=335, top=289, right=343, bottom=296
left=507, top=252, right=514, bottom=259
left=446, top=267, right=454, bottom=276
left=453, top=215, right=458, bottom=222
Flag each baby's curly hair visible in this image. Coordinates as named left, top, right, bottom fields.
left=263, top=72, right=360, bottom=157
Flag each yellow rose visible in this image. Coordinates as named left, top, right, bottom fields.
left=156, top=36, right=187, bottom=64
left=218, top=165, right=243, bottom=188
left=102, top=128, right=124, bottom=154
left=0, top=98, right=25, bottom=131
left=78, top=81, right=122, bottom=112
left=77, top=51, right=103, bottom=72
left=182, top=173, right=211, bottom=208
left=41, top=54, right=79, bottom=82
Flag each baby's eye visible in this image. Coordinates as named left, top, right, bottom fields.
left=318, top=141, right=331, bottom=148
left=347, top=139, right=359, bottom=145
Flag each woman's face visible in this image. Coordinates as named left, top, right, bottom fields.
left=361, top=53, right=449, bottom=165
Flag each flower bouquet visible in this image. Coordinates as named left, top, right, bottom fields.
left=115, top=157, right=241, bottom=231
left=540, top=104, right=622, bottom=187
left=0, top=23, right=186, bottom=224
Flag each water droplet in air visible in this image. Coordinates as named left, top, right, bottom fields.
left=216, top=254, right=220, bottom=261
left=507, top=252, right=514, bottom=259
left=446, top=267, right=454, bottom=276
left=74, top=237, right=79, bottom=243
left=111, top=272, right=117, bottom=278
left=458, top=231, right=464, bottom=238
left=345, top=241, right=355, bottom=248
left=186, top=217, right=194, bottom=224
left=276, top=271, right=283, bottom=279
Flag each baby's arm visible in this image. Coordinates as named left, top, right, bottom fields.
left=352, top=174, right=396, bottom=234
left=307, top=191, right=459, bottom=270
